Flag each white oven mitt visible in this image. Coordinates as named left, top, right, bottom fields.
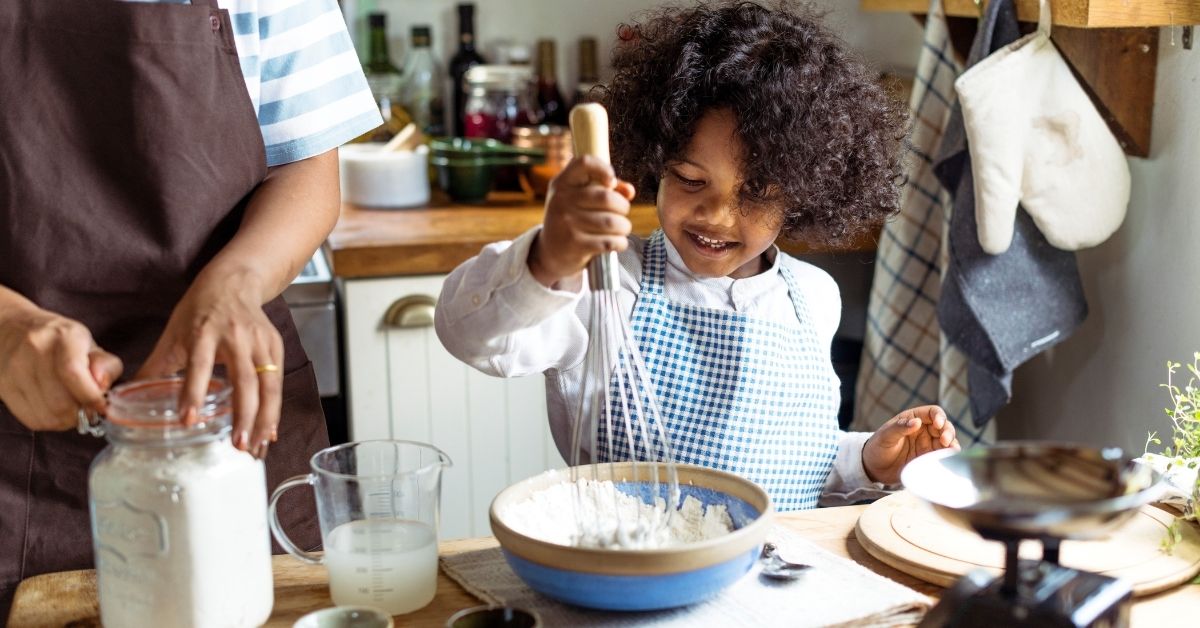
left=954, top=0, right=1130, bottom=254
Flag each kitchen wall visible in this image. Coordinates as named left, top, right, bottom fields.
left=346, top=0, right=924, bottom=88
left=998, top=31, right=1200, bottom=454
left=346, top=0, right=922, bottom=342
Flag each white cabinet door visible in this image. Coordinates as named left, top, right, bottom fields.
left=342, top=275, right=562, bottom=540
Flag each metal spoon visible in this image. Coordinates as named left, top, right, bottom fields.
left=759, top=541, right=813, bottom=580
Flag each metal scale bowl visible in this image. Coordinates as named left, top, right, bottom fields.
left=901, top=443, right=1166, bottom=628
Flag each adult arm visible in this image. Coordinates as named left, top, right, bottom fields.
left=135, top=149, right=340, bottom=457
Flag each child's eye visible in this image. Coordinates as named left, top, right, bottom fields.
left=670, top=170, right=704, bottom=188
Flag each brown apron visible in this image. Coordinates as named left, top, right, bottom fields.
left=0, top=0, right=329, bottom=617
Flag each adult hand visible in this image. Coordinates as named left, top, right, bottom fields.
left=862, top=405, right=960, bottom=485
left=136, top=266, right=282, bottom=458
left=528, top=155, right=636, bottom=288
left=0, top=305, right=123, bottom=430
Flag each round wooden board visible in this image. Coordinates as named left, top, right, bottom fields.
left=854, top=491, right=1200, bottom=597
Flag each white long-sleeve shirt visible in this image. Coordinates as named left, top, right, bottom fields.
left=435, top=227, right=891, bottom=505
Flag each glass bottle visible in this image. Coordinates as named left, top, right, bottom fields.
left=449, top=3, right=486, bottom=136
left=400, top=25, right=445, bottom=137
left=535, top=39, right=568, bottom=126
left=355, top=12, right=412, bottom=143
left=88, top=377, right=273, bottom=628
left=574, top=37, right=600, bottom=105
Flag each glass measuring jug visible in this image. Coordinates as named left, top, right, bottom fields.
left=269, top=440, right=452, bottom=615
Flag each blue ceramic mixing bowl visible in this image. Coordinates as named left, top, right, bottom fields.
left=489, top=463, right=773, bottom=611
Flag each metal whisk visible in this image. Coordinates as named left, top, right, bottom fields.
left=566, top=104, right=680, bottom=549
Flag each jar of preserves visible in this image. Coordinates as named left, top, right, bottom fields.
left=87, top=377, right=273, bottom=628
left=462, top=65, right=539, bottom=142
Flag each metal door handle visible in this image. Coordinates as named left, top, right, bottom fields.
left=384, top=295, right=437, bottom=328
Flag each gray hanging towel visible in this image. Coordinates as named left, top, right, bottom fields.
left=933, top=0, right=1087, bottom=427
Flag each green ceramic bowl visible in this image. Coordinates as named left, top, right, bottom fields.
left=430, top=137, right=546, bottom=159
left=429, top=138, right=545, bottom=204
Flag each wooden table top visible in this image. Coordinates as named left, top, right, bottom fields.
left=326, top=192, right=879, bottom=279
left=10, top=505, right=1198, bottom=627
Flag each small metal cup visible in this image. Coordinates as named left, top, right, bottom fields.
left=293, top=606, right=394, bottom=628
left=445, top=605, right=541, bottom=628
left=512, top=125, right=572, bottom=198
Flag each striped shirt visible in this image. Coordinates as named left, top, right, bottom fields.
left=124, top=0, right=381, bottom=166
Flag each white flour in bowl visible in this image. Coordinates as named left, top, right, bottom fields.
left=500, top=478, right=733, bottom=549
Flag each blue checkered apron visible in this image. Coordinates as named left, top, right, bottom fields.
left=597, top=231, right=841, bottom=511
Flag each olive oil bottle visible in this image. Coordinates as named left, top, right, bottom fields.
left=353, top=12, right=412, bottom=143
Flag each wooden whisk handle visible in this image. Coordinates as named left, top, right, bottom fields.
left=570, top=103, right=610, bottom=163
left=570, top=103, right=619, bottom=291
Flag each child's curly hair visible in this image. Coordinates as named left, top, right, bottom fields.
left=599, top=1, right=907, bottom=243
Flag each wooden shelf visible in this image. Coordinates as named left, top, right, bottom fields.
left=862, top=0, right=1200, bottom=27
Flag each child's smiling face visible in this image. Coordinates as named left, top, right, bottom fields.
left=655, top=108, right=784, bottom=279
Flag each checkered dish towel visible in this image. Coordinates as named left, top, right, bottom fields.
left=853, top=0, right=993, bottom=446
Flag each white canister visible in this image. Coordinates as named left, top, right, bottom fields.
left=338, top=143, right=431, bottom=208
left=88, top=378, right=273, bottom=628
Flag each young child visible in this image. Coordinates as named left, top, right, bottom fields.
left=436, top=1, right=959, bottom=510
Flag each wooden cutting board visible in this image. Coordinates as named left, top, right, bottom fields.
left=854, top=491, right=1200, bottom=596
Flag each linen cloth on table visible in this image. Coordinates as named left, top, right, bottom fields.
left=439, top=526, right=932, bottom=627
left=932, top=0, right=1087, bottom=428
left=853, top=0, right=991, bottom=445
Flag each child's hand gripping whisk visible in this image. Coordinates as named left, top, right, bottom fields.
left=545, top=103, right=680, bottom=548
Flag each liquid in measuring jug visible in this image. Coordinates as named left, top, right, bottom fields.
left=325, top=518, right=438, bottom=615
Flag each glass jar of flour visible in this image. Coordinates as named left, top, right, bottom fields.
left=87, top=377, right=273, bottom=628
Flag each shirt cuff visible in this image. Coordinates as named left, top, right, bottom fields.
left=820, top=431, right=898, bottom=507
left=492, top=227, right=584, bottom=328
left=837, top=431, right=877, bottom=489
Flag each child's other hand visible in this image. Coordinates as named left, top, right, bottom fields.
left=862, top=405, right=959, bottom=485
left=528, top=156, right=636, bottom=288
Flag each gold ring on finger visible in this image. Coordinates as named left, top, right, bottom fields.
left=254, top=363, right=280, bottom=375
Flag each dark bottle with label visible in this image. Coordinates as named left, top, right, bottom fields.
left=448, top=3, right=486, bottom=137
left=355, top=12, right=411, bottom=143
left=574, top=37, right=600, bottom=105
left=534, top=39, right=568, bottom=126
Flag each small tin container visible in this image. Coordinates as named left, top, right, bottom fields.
left=446, top=605, right=541, bottom=628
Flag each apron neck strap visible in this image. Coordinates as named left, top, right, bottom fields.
left=640, top=230, right=667, bottom=295
left=775, top=262, right=816, bottom=330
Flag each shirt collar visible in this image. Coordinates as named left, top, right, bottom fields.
left=661, top=233, right=782, bottom=290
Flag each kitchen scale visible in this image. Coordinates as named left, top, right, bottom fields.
left=901, top=443, right=1165, bottom=628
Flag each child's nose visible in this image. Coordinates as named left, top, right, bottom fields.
left=691, top=197, right=736, bottom=227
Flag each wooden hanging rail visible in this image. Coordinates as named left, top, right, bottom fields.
left=863, top=0, right=1175, bottom=156
left=862, top=0, right=1200, bottom=28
